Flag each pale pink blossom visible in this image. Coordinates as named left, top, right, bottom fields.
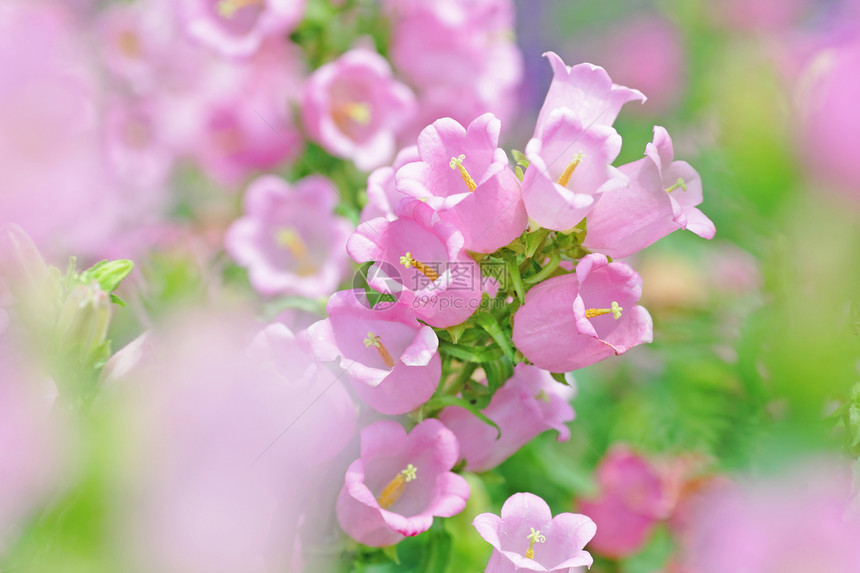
left=439, top=364, right=575, bottom=472
left=396, top=113, right=527, bottom=252
left=473, top=492, right=596, bottom=572
left=225, top=174, right=352, bottom=298
left=302, top=48, right=416, bottom=171
left=583, top=126, right=715, bottom=259
left=361, top=146, right=419, bottom=222
left=337, top=419, right=469, bottom=547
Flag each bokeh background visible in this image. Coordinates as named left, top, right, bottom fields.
left=1, top=0, right=859, bottom=571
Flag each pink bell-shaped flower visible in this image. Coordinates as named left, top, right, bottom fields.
left=438, top=364, right=575, bottom=472
left=337, top=419, right=470, bottom=547
left=473, top=492, right=596, bottom=572
left=396, top=113, right=527, bottom=253
left=583, top=126, right=715, bottom=259
left=307, top=289, right=441, bottom=415
left=512, top=253, right=653, bottom=372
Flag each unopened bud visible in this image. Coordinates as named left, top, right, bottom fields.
left=55, top=281, right=113, bottom=365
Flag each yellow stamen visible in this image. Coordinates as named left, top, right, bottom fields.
left=536, top=389, right=550, bottom=403
left=275, top=227, right=307, bottom=260
left=665, top=177, right=687, bottom=193
left=399, top=252, right=439, bottom=281
left=584, top=301, right=623, bottom=320
left=525, top=527, right=546, bottom=560
left=557, top=152, right=585, bottom=187
left=376, top=464, right=418, bottom=509
left=342, top=102, right=371, bottom=126
left=449, top=154, right=477, bottom=192
left=363, top=332, right=396, bottom=369
left=275, top=227, right=318, bottom=277
left=217, top=0, right=263, bottom=18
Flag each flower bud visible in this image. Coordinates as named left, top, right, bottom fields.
left=55, top=281, right=113, bottom=365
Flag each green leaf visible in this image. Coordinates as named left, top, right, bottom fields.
left=423, top=394, right=500, bottom=438
left=524, top=227, right=550, bottom=258
left=484, top=358, right=514, bottom=394
left=849, top=404, right=860, bottom=448
left=420, top=520, right=452, bottom=573
left=438, top=341, right=504, bottom=363
left=511, top=149, right=529, bottom=169
left=474, top=312, right=516, bottom=361
left=109, top=294, right=127, bottom=308
left=503, top=251, right=525, bottom=305
left=382, top=544, right=399, bottom=564
left=446, top=322, right=469, bottom=345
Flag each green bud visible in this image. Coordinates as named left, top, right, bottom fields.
left=55, top=281, right=113, bottom=365
left=80, top=259, right=134, bottom=294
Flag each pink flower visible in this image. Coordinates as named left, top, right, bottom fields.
left=577, top=446, right=669, bottom=559
left=225, top=174, right=352, bottom=298
left=512, top=253, right=653, bottom=373
left=302, top=48, right=416, bottom=171
left=361, top=146, right=420, bottom=222
left=0, top=353, right=69, bottom=554
left=307, top=289, right=440, bottom=415
left=535, top=51, right=645, bottom=137
left=438, top=364, right=575, bottom=472
left=473, top=492, right=596, bottom=572
left=590, top=16, right=686, bottom=115
left=383, top=0, right=522, bottom=138
left=0, top=2, right=116, bottom=256
left=107, top=311, right=354, bottom=572
left=180, top=0, right=305, bottom=57
left=522, top=109, right=627, bottom=231
left=583, top=126, right=715, bottom=259
left=347, top=200, right=484, bottom=328
left=800, top=39, right=860, bottom=199
left=681, top=463, right=860, bottom=572
left=396, top=113, right=528, bottom=253
left=189, top=41, right=305, bottom=185
left=337, top=419, right=469, bottom=547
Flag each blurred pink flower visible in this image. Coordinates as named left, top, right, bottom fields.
left=396, top=113, right=527, bottom=253
left=596, top=16, right=686, bottom=115
left=583, top=126, right=715, bottom=259
left=189, top=40, right=305, bottom=185
left=0, top=1, right=116, bottom=256
left=799, top=40, right=860, bottom=200
left=347, top=200, right=484, bottom=328
left=361, top=146, right=419, bottom=222
left=302, top=48, right=416, bottom=171
left=180, top=0, right=305, bottom=57
left=578, top=446, right=669, bottom=559
left=385, top=0, right=522, bottom=136
left=522, top=109, right=626, bottom=231
left=439, top=363, right=575, bottom=472
left=473, top=492, right=596, bottom=572
left=535, top=51, right=645, bottom=137
left=0, top=354, right=69, bottom=555
left=109, top=312, right=354, bottom=572
left=682, top=463, right=860, bottom=572
left=337, top=419, right=469, bottom=547
left=512, top=253, right=653, bottom=373
left=710, top=0, right=811, bottom=33
left=307, top=289, right=440, bottom=415
left=225, top=174, right=352, bottom=297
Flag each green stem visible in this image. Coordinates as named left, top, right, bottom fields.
left=524, top=251, right=562, bottom=285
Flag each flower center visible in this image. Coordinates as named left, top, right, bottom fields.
left=399, top=252, right=439, bottom=281
left=535, top=389, right=551, bottom=403
left=217, top=0, right=264, bottom=18
left=275, top=227, right=317, bottom=276
left=363, top=331, right=396, bottom=369
left=664, top=177, right=687, bottom=193
left=525, top=527, right=546, bottom=560
left=449, top=154, right=477, bottom=192
left=585, top=301, right=623, bottom=320
left=557, top=152, right=584, bottom=187
left=118, top=30, right=141, bottom=58
left=376, top=464, right=418, bottom=509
